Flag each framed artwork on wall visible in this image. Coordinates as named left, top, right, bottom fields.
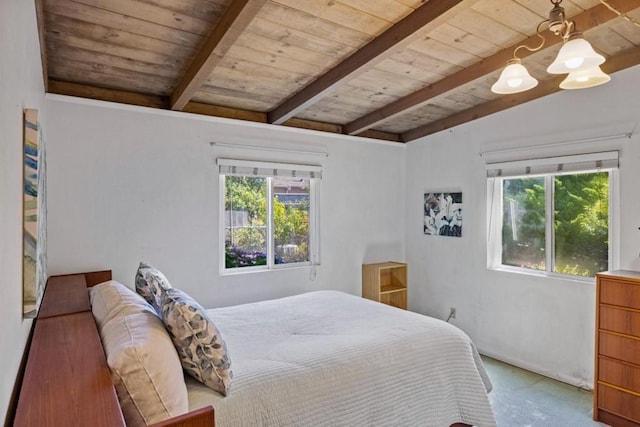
left=424, top=192, right=462, bottom=237
left=23, top=108, right=47, bottom=318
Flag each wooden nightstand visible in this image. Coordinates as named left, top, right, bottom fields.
left=362, top=262, right=407, bottom=310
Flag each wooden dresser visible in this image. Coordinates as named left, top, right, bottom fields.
left=594, top=270, right=640, bottom=427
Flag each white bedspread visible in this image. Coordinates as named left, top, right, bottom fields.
left=187, top=291, right=496, bottom=427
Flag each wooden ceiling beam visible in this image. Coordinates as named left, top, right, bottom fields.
left=282, top=119, right=401, bottom=142
left=345, top=0, right=639, bottom=136
left=183, top=102, right=267, bottom=123
left=190, top=104, right=402, bottom=141
left=357, top=129, right=403, bottom=143
left=35, top=0, right=49, bottom=91
left=170, top=0, right=267, bottom=111
left=400, top=45, right=640, bottom=142
left=46, top=81, right=401, bottom=142
left=266, top=0, right=477, bottom=125
left=48, top=80, right=170, bottom=109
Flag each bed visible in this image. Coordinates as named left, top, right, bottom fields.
left=13, top=270, right=496, bottom=427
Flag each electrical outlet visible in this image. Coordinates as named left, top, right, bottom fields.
left=449, top=307, right=457, bottom=319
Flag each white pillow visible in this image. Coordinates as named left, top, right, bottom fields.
left=90, top=280, right=156, bottom=331
left=101, top=311, right=189, bottom=427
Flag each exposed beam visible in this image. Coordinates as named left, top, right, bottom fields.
left=281, top=119, right=401, bottom=142
left=48, top=80, right=170, bottom=109
left=401, top=46, right=640, bottom=142
left=46, top=81, right=402, bottom=142
left=192, top=106, right=402, bottom=141
left=281, top=118, right=341, bottom=134
left=34, top=0, right=49, bottom=91
left=357, top=129, right=403, bottom=143
left=345, top=0, right=639, bottom=136
left=184, top=102, right=267, bottom=123
left=170, top=0, right=267, bottom=111
left=267, top=0, right=476, bottom=125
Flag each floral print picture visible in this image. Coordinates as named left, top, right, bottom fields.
left=424, top=192, right=462, bottom=237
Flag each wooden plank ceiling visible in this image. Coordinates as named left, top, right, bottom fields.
left=38, top=0, right=640, bottom=142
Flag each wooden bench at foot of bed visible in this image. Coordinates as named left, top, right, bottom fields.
left=13, top=271, right=215, bottom=427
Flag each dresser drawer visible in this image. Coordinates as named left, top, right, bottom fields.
left=598, top=384, right=640, bottom=423
left=600, top=278, right=640, bottom=308
left=599, top=332, right=640, bottom=365
left=600, top=305, right=640, bottom=337
left=599, top=357, right=640, bottom=394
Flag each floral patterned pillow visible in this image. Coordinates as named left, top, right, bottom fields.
left=135, top=262, right=172, bottom=313
left=160, top=288, right=232, bottom=396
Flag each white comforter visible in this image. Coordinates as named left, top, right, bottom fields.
left=187, top=291, right=496, bottom=427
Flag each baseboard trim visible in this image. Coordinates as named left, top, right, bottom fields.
left=478, top=348, right=593, bottom=391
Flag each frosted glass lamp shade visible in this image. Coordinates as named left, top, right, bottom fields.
left=547, top=38, right=605, bottom=74
left=491, top=61, right=538, bottom=94
left=560, top=66, right=611, bottom=90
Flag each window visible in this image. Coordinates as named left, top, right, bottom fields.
left=219, top=159, right=321, bottom=272
left=487, top=152, right=617, bottom=279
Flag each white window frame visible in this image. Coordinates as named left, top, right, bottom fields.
left=486, top=153, right=619, bottom=281
left=218, top=159, right=321, bottom=275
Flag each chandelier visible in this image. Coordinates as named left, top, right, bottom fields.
left=491, top=0, right=610, bottom=95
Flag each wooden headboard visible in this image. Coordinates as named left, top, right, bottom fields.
left=13, top=271, right=215, bottom=427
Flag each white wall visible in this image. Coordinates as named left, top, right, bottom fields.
left=405, top=65, right=640, bottom=388
left=0, top=0, right=46, bottom=422
left=45, top=98, right=406, bottom=309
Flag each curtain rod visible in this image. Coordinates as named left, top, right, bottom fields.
left=211, top=141, right=329, bottom=157
left=480, top=132, right=632, bottom=157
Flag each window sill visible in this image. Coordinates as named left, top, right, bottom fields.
left=220, top=262, right=317, bottom=277
left=488, top=265, right=596, bottom=285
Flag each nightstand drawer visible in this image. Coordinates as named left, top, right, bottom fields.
left=599, top=332, right=640, bottom=365
left=598, top=384, right=640, bottom=423
left=600, top=305, right=640, bottom=337
left=599, top=357, right=640, bottom=394
left=600, top=279, right=640, bottom=308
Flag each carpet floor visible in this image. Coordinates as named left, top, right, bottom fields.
left=482, top=356, right=608, bottom=427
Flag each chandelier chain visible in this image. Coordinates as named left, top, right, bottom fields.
left=513, top=20, right=548, bottom=58
left=599, top=0, right=640, bottom=29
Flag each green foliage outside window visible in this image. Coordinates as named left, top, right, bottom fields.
left=502, top=172, right=609, bottom=278
left=554, top=173, right=609, bottom=277
left=273, top=198, right=310, bottom=263
left=225, top=176, right=267, bottom=223
left=224, top=176, right=310, bottom=268
left=502, top=177, right=546, bottom=271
